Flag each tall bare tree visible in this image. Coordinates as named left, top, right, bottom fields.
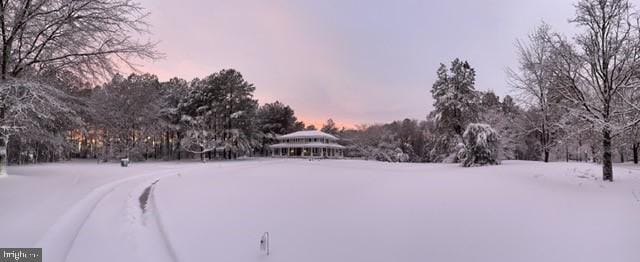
left=508, top=23, right=562, bottom=162
left=548, top=0, right=640, bottom=181
left=0, top=0, right=159, bottom=176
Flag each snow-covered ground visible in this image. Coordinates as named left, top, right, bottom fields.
left=1, top=159, right=639, bottom=262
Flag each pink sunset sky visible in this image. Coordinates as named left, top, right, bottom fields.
left=134, top=0, right=580, bottom=128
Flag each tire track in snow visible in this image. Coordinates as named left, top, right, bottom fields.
left=35, top=168, right=182, bottom=262
left=37, top=159, right=288, bottom=262
left=134, top=159, right=290, bottom=262
left=143, top=178, right=181, bottom=262
left=125, top=176, right=181, bottom=262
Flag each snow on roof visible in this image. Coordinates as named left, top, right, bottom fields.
left=277, top=130, right=338, bottom=140
left=269, top=142, right=345, bottom=149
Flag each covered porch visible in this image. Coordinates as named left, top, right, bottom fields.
left=270, top=144, right=344, bottom=158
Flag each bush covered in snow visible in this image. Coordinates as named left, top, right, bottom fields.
left=460, top=123, right=500, bottom=167
left=368, top=147, right=409, bottom=163
left=352, top=144, right=410, bottom=163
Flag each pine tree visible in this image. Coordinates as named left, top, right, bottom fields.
left=90, top=74, right=163, bottom=161
left=429, top=59, right=481, bottom=162
left=430, top=59, right=480, bottom=138
left=460, top=123, right=501, bottom=167
left=478, top=92, right=520, bottom=160
left=321, top=119, right=339, bottom=135
left=179, top=69, right=258, bottom=159
left=256, top=101, right=302, bottom=155
left=159, top=77, right=190, bottom=159
left=256, top=101, right=301, bottom=135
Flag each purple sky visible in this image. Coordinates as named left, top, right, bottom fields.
left=136, top=0, right=579, bottom=128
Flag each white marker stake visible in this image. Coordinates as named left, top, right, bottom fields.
left=260, top=232, right=270, bottom=256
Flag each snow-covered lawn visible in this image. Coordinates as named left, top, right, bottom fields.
left=1, top=159, right=639, bottom=262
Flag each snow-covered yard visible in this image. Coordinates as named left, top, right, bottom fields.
left=1, top=159, right=639, bottom=262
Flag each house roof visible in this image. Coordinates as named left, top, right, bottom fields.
left=277, top=130, right=338, bottom=140
left=269, top=142, right=345, bottom=149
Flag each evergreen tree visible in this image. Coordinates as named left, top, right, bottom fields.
left=321, top=119, right=339, bottom=135
left=179, top=69, right=258, bottom=159
left=430, top=59, right=480, bottom=138
left=480, top=91, right=501, bottom=110
left=460, top=123, right=501, bottom=167
left=255, top=101, right=302, bottom=156
left=501, top=95, right=519, bottom=115
left=159, top=77, right=190, bottom=159
left=90, top=74, right=163, bottom=160
left=429, top=59, right=481, bottom=162
left=256, top=101, right=301, bottom=135
left=478, top=91, right=519, bottom=160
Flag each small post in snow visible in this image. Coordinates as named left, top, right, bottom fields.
left=120, top=158, right=130, bottom=167
left=260, top=232, right=270, bottom=256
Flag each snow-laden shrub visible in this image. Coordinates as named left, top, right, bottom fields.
left=371, top=149, right=393, bottom=162
left=357, top=145, right=410, bottom=163
left=443, top=142, right=465, bottom=163
left=461, top=123, right=500, bottom=167
left=393, top=148, right=410, bottom=162
left=371, top=147, right=405, bottom=163
left=454, top=142, right=467, bottom=163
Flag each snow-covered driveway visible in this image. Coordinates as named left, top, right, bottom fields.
left=1, top=159, right=639, bottom=262
left=0, top=160, right=201, bottom=262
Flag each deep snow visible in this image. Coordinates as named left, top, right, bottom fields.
left=0, top=159, right=639, bottom=262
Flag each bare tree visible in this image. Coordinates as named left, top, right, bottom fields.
left=630, top=127, right=640, bottom=164
left=547, top=0, right=640, bottom=181
left=0, top=0, right=159, bottom=176
left=0, top=0, right=158, bottom=80
left=0, top=78, right=76, bottom=175
left=508, top=23, right=563, bottom=162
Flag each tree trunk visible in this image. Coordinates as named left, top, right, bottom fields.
left=176, top=132, right=182, bottom=160
left=544, top=150, right=549, bottom=163
left=164, top=132, right=171, bottom=160
left=633, top=143, right=638, bottom=164
left=541, top=120, right=549, bottom=163
left=0, top=135, right=9, bottom=177
left=602, top=128, right=613, bottom=182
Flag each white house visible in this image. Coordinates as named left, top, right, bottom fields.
left=270, top=130, right=345, bottom=158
